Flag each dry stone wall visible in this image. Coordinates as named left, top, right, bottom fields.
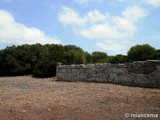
left=56, top=60, right=160, bottom=88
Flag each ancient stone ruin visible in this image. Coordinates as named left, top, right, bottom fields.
left=56, top=60, right=160, bottom=88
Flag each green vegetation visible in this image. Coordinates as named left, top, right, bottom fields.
left=0, top=43, right=159, bottom=77
left=127, top=44, right=155, bottom=61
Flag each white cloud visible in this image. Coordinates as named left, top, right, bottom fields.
left=146, top=0, right=160, bottom=7
left=122, top=6, right=146, bottom=22
left=58, top=6, right=146, bottom=55
left=79, top=23, right=129, bottom=40
left=74, top=0, right=103, bottom=4
left=58, top=7, right=108, bottom=26
left=118, top=0, right=160, bottom=8
left=113, top=17, right=136, bottom=34
left=85, top=10, right=108, bottom=24
left=79, top=6, right=145, bottom=40
left=0, top=10, right=62, bottom=45
left=96, top=40, right=133, bottom=55
left=58, top=7, right=85, bottom=26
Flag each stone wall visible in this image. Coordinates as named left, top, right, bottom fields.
left=56, top=60, right=160, bottom=88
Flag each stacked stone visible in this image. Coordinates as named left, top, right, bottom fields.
left=56, top=60, right=160, bottom=88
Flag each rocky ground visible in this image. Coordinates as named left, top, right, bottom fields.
left=0, top=76, right=159, bottom=120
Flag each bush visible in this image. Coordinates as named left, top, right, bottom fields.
left=110, top=54, right=127, bottom=63
left=153, top=49, right=160, bottom=60
left=127, top=44, right=155, bottom=61
left=32, top=58, right=57, bottom=78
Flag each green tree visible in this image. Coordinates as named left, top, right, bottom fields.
left=0, top=50, right=4, bottom=75
left=153, top=49, right=160, bottom=60
left=63, top=50, right=86, bottom=64
left=127, top=44, right=155, bottom=61
left=44, top=44, right=64, bottom=63
left=91, top=51, right=108, bottom=63
left=32, top=57, right=57, bottom=77
left=4, top=54, right=21, bottom=75
left=62, top=45, right=87, bottom=64
left=111, top=54, right=127, bottom=63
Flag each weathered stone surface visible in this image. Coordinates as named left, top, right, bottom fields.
left=144, top=60, right=160, bottom=67
left=132, top=61, right=145, bottom=67
left=128, top=67, right=139, bottom=74
left=156, top=66, right=160, bottom=72
left=108, top=74, right=117, bottom=83
left=132, top=74, right=147, bottom=86
left=56, top=60, right=160, bottom=88
left=86, top=64, right=94, bottom=68
left=117, top=64, right=127, bottom=68
left=95, top=63, right=103, bottom=68
left=138, top=67, right=155, bottom=74
left=114, top=75, right=133, bottom=85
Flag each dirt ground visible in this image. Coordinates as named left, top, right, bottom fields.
left=0, top=76, right=159, bottom=120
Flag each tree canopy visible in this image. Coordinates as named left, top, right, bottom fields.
left=127, top=44, right=155, bottom=61
left=0, top=43, right=159, bottom=77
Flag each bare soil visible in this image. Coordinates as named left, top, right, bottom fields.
left=0, top=76, right=159, bottom=120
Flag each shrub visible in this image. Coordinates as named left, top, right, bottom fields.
left=127, top=44, right=155, bottom=61
left=32, top=58, right=57, bottom=78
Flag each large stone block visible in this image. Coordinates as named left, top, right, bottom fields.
left=115, top=75, right=133, bottom=85
left=70, top=64, right=75, bottom=68
left=138, top=67, right=155, bottom=74
left=144, top=60, right=160, bottom=67
left=108, top=74, right=117, bottom=83
left=86, top=64, right=94, bottom=68
left=132, top=74, right=147, bottom=86
left=117, top=64, right=128, bottom=68
left=95, top=63, right=103, bottom=68
left=103, top=63, right=111, bottom=68
left=128, top=67, right=139, bottom=74
left=132, top=61, right=145, bottom=67
left=156, top=66, right=160, bottom=72
left=147, top=72, right=160, bottom=87
left=110, top=68, right=127, bottom=75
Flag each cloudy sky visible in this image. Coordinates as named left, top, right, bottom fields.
left=0, top=0, right=160, bottom=55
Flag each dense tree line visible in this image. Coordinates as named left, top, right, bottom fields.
left=0, top=43, right=159, bottom=77
left=0, top=44, right=88, bottom=77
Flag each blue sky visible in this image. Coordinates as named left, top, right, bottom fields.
left=0, top=0, right=160, bottom=55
